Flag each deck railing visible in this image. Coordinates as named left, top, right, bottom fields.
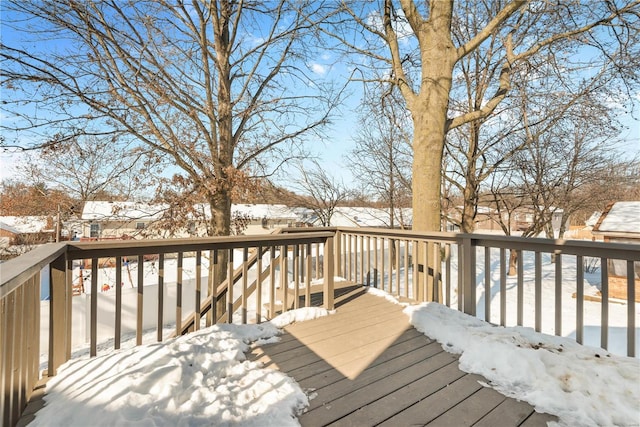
left=1, top=227, right=639, bottom=426
left=1, top=231, right=335, bottom=427
left=337, top=228, right=639, bottom=358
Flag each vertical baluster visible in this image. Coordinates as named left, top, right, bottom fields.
left=433, top=242, right=441, bottom=303
left=136, top=255, right=144, bottom=345
left=403, top=240, right=409, bottom=298
left=535, top=252, right=542, bottom=332
left=374, top=237, right=379, bottom=288
left=347, top=234, right=352, bottom=282
left=281, top=245, right=288, bottom=313
left=394, top=240, right=400, bottom=297
left=293, top=245, right=300, bottom=310
left=16, top=282, right=25, bottom=420
left=341, top=235, right=346, bottom=280
left=256, top=246, right=263, bottom=323
left=626, top=260, right=635, bottom=358
left=412, top=240, right=418, bottom=300
left=500, top=248, right=506, bottom=326
left=576, top=255, right=584, bottom=344
left=554, top=252, right=562, bottom=336
left=366, top=236, right=371, bottom=287
left=360, top=235, right=365, bottom=285
left=157, top=253, right=164, bottom=341
left=227, top=249, right=234, bottom=323
left=2, top=291, right=15, bottom=427
left=445, top=244, right=451, bottom=307
left=206, top=250, right=214, bottom=327
left=115, top=256, right=122, bottom=349
left=195, top=251, right=202, bottom=330
left=424, top=241, right=430, bottom=303
left=176, top=252, right=183, bottom=334
left=315, top=242, right=320, bottom=280
left=305, top=244, right=312, bottom=307
left=379, top=238, right=385, bottom=291
left=388, top=238, right=394, bottom=295
left=517, top=250, right=524, bottom=326
left=269, top=247, right=276, bottom=318
left=91, top=258, right=99, bottom=354
left=242, top=247, right=248, bottom=324
left=484, top=247, right=491, bottom=323
left=211, top=249, right=219, bottom=325
left=600, top=257, right=608, bottom=350
left=457, top=244, right=464, bottom=311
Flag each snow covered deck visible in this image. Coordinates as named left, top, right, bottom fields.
left=251, top=286, right=557, bottom=426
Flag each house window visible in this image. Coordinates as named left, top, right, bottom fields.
left=90, top=223, right=100, bottom=238
left=136, top=222, right=146, bottom=230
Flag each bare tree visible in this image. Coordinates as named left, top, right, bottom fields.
left=290, top=160, right=352, bottom=227
left=1, top=0, right=341, bottom=237
left=17, top=134, right=151, bottom=206
left=331, top=0, right=639, bottom=233
left=348, top=83, right=412, bottom=228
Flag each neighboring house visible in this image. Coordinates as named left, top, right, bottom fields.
left=511, top=207, right=564, bottom=234
left=446, top=206, right=503, bottom=232
left=81, top=201, right=416, bottom=237
left=0, top=221, right=21, bottom=247
left=231, top=204, right=299, bottom=234
left=0, top=216, right=55, bottom=245
left=591, top=201, right=640, bottom=302
left=298, top=206, right=412, bottom=228
left=81, top=201, right=303, bottom=238
left=81, top=201, right=168, bottom=239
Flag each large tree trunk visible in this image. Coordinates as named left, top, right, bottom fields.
left=408, top=3, right=456, bottom=302
left=410, top=2, right=456, bottom=233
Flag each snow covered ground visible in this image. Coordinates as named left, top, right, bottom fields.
left=30, top=288, right=639, bottom=427
left=29, top=308, right=332, bottom=427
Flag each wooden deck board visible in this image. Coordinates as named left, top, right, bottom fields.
left=250, top=286, right=558, bottom=427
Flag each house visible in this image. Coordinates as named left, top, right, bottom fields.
left=592, top=201, right=640, bottom=301
left=80, top=201, right=303, bottom=238
left=81, top=201, right=168, bottom=239
left=230, top=204, right=299, bottom=234
left=0, top=216, right=56, bottom=245
left=300, top=206, right=412, bottom=229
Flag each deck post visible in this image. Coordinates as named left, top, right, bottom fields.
left=461, top=236, right=476, bottom=316
left=324, top=236, right=335, bottom=310
left=48, top=252, right=71, bottom=376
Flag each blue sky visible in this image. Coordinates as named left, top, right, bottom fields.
left=1, top=2, right=638, bottom=190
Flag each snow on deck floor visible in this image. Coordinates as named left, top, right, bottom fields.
left=28, top=288, right=639, bottom=427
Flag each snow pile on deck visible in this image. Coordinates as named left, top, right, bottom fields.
left=404, top=302, right=640, bottom=427
left=30, top=307, right=331, bottom=427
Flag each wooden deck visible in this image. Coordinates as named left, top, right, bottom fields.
left=250, top=286, right=558, bottom=426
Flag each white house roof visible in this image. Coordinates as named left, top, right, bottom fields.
left=82, top=201, right=167, bottom=221
left=0, top=216, right=51, bottom=233
left=82, top=201, right=300, bottom=222
left=593, top=201, right=640, bottom=236
left=314, top=207, right=412, bottom=228
left=81, top=201, right=414, bottom=228
left=0, top=221, right=21, bottom=235
left=231, top=204, right=298, bottom=220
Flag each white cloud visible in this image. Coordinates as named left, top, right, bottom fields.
left=309, top=62, right=327, bottom=75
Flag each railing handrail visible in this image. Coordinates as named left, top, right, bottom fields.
left=337, top=227, right=640, bottom=261
left=0, top=242, right=67, bottom=298
left=64, top=231, right=335, bottom=259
